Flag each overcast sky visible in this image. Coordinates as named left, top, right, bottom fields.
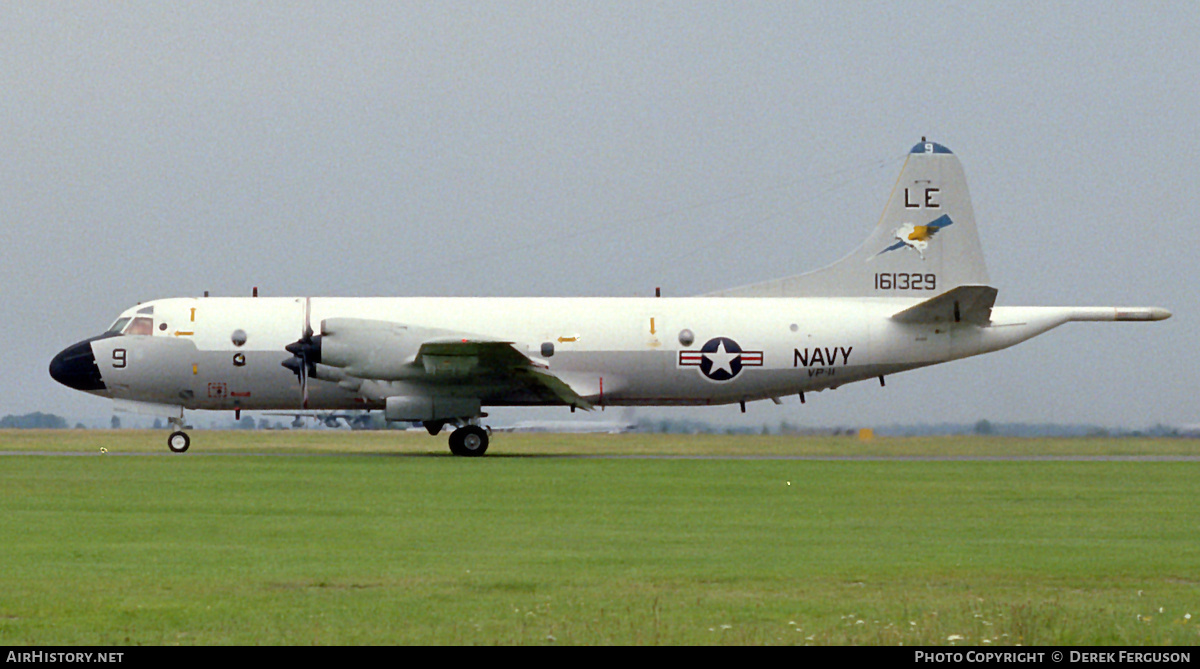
left=3, top=2, right=1196, bottom=429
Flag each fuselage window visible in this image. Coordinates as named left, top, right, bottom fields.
left=106, top=317, right=132, bottom=334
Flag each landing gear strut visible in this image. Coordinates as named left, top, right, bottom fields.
left=448, top=425, right=489, bottom=457
left=166, top=415, right=190, bottom=453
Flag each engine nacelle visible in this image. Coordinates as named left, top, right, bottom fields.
left=385, top=396, right=481, bottom=422
left=318, top=318, right=430, bottom=380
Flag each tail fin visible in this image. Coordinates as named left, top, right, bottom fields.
left=710, top=140, right=989, bottom=297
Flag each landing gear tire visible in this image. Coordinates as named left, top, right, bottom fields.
left=167, top=431, right=191, bottom=453
left=448, top=425, right=488, bottom=457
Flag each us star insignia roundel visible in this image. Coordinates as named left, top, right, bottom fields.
left=678, top=337, right=764, bottom=381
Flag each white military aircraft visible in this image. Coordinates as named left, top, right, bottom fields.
left=50, top=140, right=1170, bottom=456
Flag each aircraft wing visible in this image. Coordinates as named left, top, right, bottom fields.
left=416, top=338, right=595, bottom=409
left=416, top=338, right=542, bottom=374
left=305, top=318, right=595, bottom=410
left=890, top=285, right=998, bottom=325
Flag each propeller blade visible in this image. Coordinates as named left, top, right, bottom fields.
left=282, top=296, right=318, bottom=409
left=301, top=368, right=309, bottom=409
left=303, top=297, right=313, bottom=340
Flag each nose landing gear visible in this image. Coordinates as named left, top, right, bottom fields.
left=167, top=430, right=191, bottom=453
left=166, top=415, right=190, bottom=453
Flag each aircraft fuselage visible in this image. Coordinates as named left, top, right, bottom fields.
left=60, top=295, right=1105, bottom=413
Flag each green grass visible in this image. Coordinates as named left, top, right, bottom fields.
left=2, top=428, right=1198, bottom=457
left=0, top=430, right=1198, bottom=645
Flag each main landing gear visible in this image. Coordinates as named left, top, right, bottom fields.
left=425, top=419, right=491, bottom=457
left=448, top=424, right=489, bottom=457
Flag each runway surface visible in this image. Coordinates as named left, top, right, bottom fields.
left=4, top=451, right=1200, bottom=461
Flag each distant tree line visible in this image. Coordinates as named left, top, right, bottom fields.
left=1, top=412, right=69, bottom=429
left=0, top=410, right=1190, bottom=437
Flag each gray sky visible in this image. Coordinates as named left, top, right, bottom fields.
left=4, top=2, right=1197, bottom=428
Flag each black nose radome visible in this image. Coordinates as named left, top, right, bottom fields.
left=49, top=339, right=105, bottom=391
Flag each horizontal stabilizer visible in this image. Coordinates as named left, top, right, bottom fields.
left=1060, top=307, right=1173, bottom=322
left=891, top=284, right=998, bottom=324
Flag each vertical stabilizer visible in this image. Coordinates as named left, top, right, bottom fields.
left=710, top=140, right=989, bottom=297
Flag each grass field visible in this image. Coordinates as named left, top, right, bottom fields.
left=1, top=430, right=1198, bottom=645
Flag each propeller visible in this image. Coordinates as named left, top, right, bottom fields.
left=282, top=297, right=321, bottom=408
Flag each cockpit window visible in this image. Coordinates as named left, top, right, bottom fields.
left=106, top=317, right=131, bottom=334
left=124, top=317, right=154, bottom=336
